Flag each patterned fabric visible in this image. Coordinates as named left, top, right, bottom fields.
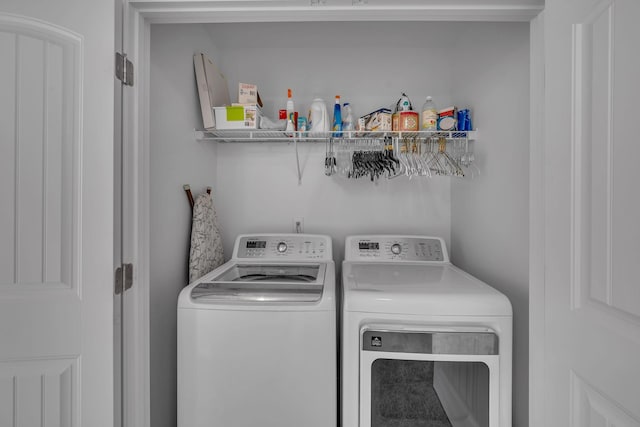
left=188, top=191, right=224, bottom=283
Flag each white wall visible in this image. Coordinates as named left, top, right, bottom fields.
left=450, top=23, right=531, bottom=427
left=149, top=24, right=220, bottom=427
left=149, top=20, right=530, bottom=427
left=206, top=21, right=458, bottom=261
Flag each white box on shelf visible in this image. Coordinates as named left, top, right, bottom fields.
left=213, top=104, right=261, bottom=129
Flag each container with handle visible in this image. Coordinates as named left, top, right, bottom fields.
left=309, top=98, right=329, bottom=135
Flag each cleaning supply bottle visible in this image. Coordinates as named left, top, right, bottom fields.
left=332, top=95, right=342, bottom=137
left=342, top=102, right=354, bottom=133
left=286, top=88, right=295, bottom=131
left=421, top=96, right=438, bottom=130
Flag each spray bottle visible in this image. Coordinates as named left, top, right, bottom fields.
left=332, top=95, right=342, bottom=137
left=286, top=88, right=295, bottom=132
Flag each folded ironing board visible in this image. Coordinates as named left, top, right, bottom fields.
left=188, top=191, right=224, bottom=283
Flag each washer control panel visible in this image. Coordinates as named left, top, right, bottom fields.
left=345, top=235, right=448, bottom=262
left=235, top=234, right=332, bottom=260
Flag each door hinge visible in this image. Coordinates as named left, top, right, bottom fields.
left=115, top=263, right=134, bottom=295
left=115, top=52, right=134, bottom=86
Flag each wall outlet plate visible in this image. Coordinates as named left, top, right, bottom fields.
left=293, top=217, right=304, bottom=233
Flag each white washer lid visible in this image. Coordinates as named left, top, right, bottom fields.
left=342, top=262, right=512, bottom=317
left=191, top=263, right=326, bottom=302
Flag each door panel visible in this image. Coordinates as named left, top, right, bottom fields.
left=0, top=1, right=114, bottom=426
left=572, top=0, right=640, bottom=322
left=0, top=358, right=75, bottom=427
left=543, top=0, right=640, bottom=425
left=0, top=19, right=78, bottom=290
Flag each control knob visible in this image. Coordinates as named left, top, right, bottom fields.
left=391, top=243, right=402, bottom=255
left=277, top=242, right=288, bottom=253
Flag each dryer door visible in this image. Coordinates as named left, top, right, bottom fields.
left=360, top=329, right=500, bottom=427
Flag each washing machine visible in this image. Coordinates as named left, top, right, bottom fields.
left=178, top=234, right=337, bottom=427
left=341, top=235, right=512, bottom=427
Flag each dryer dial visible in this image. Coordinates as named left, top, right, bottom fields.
left=391, top=243, right=402, bottom=255
left=277, top=242, right=288, bottom=253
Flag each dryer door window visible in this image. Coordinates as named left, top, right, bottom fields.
left=360, top=330, right=500, bottom=427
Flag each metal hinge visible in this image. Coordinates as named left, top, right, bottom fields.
left=115, top=263, right=133, bottom=295
left=115, top=52, right=134, bottom=86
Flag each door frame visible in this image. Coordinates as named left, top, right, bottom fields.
left=528, top=10, right=546, bottom=427
left=120, top=2, right=546, bottom=426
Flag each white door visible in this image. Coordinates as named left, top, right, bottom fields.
left=540, top=0, right=640, bottom=425
left=0, top=0, right=114, bottom=426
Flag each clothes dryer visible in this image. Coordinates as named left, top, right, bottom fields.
left=342, top=235, right=512, bottom=427
left=178, top=234, right=336, bottom=427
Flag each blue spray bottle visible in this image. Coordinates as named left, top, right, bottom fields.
left=332, top=95, right=342, bottom=137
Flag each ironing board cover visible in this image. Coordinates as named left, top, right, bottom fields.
left=188, top=192, right=224, bottom=283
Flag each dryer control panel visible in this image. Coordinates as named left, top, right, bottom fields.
left=345, top=235, right=448, bottom=263
left=234, top=234, right=332, bottom=261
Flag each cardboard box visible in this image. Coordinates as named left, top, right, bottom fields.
left=359, top=108, right=392, bottom=132
left=392, top=111, right=419, bottom=131
left=193, top=53, right=231, bottom=130
left=438, top=106, right=458, bottom=131
left=238, top=83, right=258, bottom=104
left=213, top=104, right=261, bottom=129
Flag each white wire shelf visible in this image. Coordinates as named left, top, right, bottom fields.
left=195, top=129, right=478, bottom=143
left=195, top=128, right=478, bottom=184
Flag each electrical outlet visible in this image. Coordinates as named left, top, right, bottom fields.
left=293, top=217, right=304, bottom=233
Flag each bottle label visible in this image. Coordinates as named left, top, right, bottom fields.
left=289, top=112, right=298, bottom=131
left=333, top=121, right=342, bottom=137
left=422, top=109, right=438, bottom=130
